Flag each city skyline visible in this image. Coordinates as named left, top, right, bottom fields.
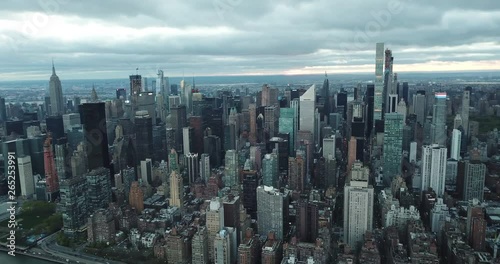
left=1, top=0, right=500, bottom=80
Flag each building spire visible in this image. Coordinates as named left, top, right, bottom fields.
left=91, top=83, right=98, bottom=102
left=52, top=58, right=56, bottom=76
left=325, top=71, right=327, bottom=78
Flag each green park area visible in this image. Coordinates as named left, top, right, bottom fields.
left=471, top=116, right=500, bottom=134
left=0, top=200, right=62, bottom=246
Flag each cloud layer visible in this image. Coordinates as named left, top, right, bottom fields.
left=1, top=0, right=499, bottom=80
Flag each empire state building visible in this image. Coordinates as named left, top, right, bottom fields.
left=49, top=61, right=64, bottom=115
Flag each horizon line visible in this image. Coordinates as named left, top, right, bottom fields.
left=1, top=69, right=499, bottom=83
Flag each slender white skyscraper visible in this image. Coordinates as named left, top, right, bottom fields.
left=344, top=162, right=373, bottom=248
left=183, top=127, right=191, bottom=154
left=49, top=61, right=64, bottom=115
left=299, top=84, right=316, bottom=133
left=451, top=129, right=462, bottom=160
left=421, top=144, right=447, bottom=197
left=374, top=43, right=384, bottom=121
left=409, top=141, right=417, bottom=163
left=18, top=156, right=34, bottom=198
left=157, top=70, right=170, bottom=114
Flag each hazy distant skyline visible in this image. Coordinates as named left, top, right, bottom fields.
left=1, top=0, right=500, bottom=80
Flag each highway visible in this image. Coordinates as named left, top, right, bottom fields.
left=37, top=231, right=124, bottom=264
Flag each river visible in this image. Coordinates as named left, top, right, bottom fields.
left=0, top=251, right=56, bottom=263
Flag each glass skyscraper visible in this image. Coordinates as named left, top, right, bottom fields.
left=383, top=113, right=404, bottom=185
left=279, top=108, right=295, bottom=154
left=431, top=92, right=447, bottom=146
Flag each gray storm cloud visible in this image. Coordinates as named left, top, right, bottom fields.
left=0, top=0, right=499, bottom=79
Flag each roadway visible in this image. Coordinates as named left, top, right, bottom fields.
left=37, top=231, right=124, bottom=264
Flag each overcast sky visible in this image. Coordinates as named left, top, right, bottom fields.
left=1, top=0, right=499, bottom=80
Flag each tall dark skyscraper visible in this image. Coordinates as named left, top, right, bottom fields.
left=79, top=103, right=110, bottom=175
left=5, top=120, right=24, bottom=137
left=322, top=74, right=330, bottom=121
left=401, top=82, right=409, bottom=104
left=46, top=115, right=65, bottom=141
left=116, top=88, right=126, bottom=100
left=129, top=75, right=142, bottom=97
left=336, top=90, right=348, bottom=119
left=135, top=111, right=153, bottom=163
left=170, top=105, right=187, bottom=152
left=0, top=97, right=6, bottom=122
left=365, top=84, right=374, bottom=138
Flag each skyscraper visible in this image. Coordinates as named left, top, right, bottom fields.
left=135, top=110, right=153, bottom=163
left=129, top=75, right=142, bottom=97
left=44, top=135, right=59, bottom=201
left=383, top=49, right=394, bottom=115
left=412, top=91, right=426, bottom=125
left=185, top=153, right=199, bottom=184
left=192, top=226, right=209, bottom=264
left=79, top=103, right=110, bottom=175
left=215, top=227, right=237, bottom=264
left=183, top=126, right=194, bottom=154
left=257, top=186, right=289, bottom=240
left=137, top=92, right=156, bottom=125
left=18, top=156, right=34, bottom=198
left=322, top=136, right=335, bottom=159
left=374, top=43, right=384, bottom=122
left=431, top=92, right=447, bottom=146
left=288, top=156, right=305, bottom=193
left=140, top=158, right=153, bottom=185
left=170, top=105, right=187, bottom=152
left=262, top=153, right=279, bottom=188
left=461, top=161, right=486, bottom=202
left=85, top=167, right=112, bottom=212
left=344, top=162, right=373, bottom=249
left=466, top=200, right=486, bottom=251
left=170, top=170, right=183, bottom=208
left=59, top=175, right=88, bottom=235
left=200, top=153, right=211, bottom=182
left=128, top=181, right=144, bottom=213
left=296, top=200, right=319, bottom=243
left=387, top=94, right=398, bottom=113
left=396, top=99, right=407, bottom=123
left=279, top=108, right=295, bottom=154
left=322, top=74, right=330, bottom=120
left=0, top=97, right=6, bottom=122
left=49, top=61, right=64, bottom=115
left=54, top=141, right=70, bottom=180
left=207, top=198, right=225, bottom=262
left=299, top=85, right=316, bottom=134
left=451, top=129, right=462, bottom=160
left=421, top=144, right=447, bottom=197
left=157, top=70, right=170, bottom=114
left=383, top=113, right=404, bottom=185
left=461, top=88, right=471, bottom=138
left=224, top=150, right=239, bottom=189
left=46, top=115, right=65, bottom=141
